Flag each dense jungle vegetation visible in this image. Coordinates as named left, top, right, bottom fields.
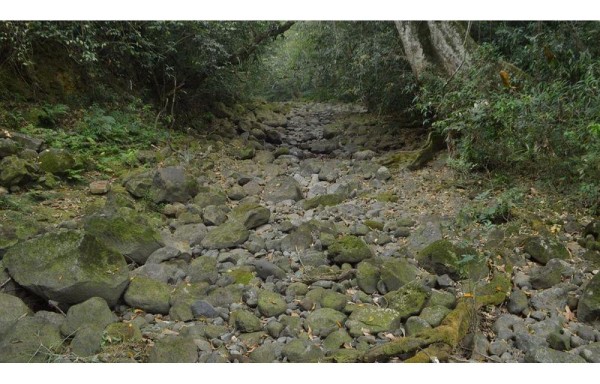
left=0, top=20, right=598, bottom=212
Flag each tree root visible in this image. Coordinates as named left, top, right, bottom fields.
left=362, top=273, right=511, bottom=363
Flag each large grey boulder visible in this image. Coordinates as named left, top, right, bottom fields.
left=84, top=210, right=163, bottom=265
left=38, top=148, right=75, bottom=175
left=3, top=230, right=129, bottom=306
left=264, top=176, right=302, bottom=203
left=0, top=155, right=36, bottom=187
left=150, top=166, right=198, bottom=204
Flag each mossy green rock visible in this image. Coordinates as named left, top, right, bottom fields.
left=330, top=349, right=363, bottom=363
left=320, top=290, right=348, bottom=312
left=148, top=335, right=198, bottom=363
left=84, top=210, right=162, bottom=265
left=0, top=316, right=63, bottom=362
left=3, top=230, right=129, bottom=306
left=0, top=138, right=21, bottom=157
left=257, top=290, right=287, bottom=317
left=356, top=260, right=381, bottom=294
left=193, top=187, right=228, bottom=209
left=229, top=203, right=271, bottom=229
left=305, top=308, right=347, bottom=337
left=0, top=155, right=36, bottom=187
left=230, top=309, right=263, bottom=333
left=281, top=222, right=314, bottom=253
left=104, top=322, right=143, bottom=343
left=419, top=305, right=451, bottom=327
left=347, top=305, right=401, bottom=334
left=60, top=297, right=117, bottom=336
left=0, top=293, right=32, bottom=337
left=328, top=235, right=373, bottom=264
left=364, top=220, right=385, bottom=231
left=249, top=342, right=280, bottom=363
left=323, top=328, right=353, bottom=351
left=124, top=277, right=171, bottom=314
left=303, top=193, right=345, bottom=210
left=417, top=240, right=488, bottom=280
left=578, top=273, right=600, bottom=324
left=201, top=220, right=249, bottom=249
left=70, top=325, right=104, bottom=357
left=188, top=256, right=218, bottom=284
left=523, top=236, right=570, bottom=265
left=123, top=170, right=153, bottom=198
left=38, top=148, right=75, bottom=175
left=282, top=339, right=324, bottom=362
left=380, top=258, right=420, bottom=292
left=235, top=146, right=256, bottom=160
left=405, top=316, right=432, bottom=336
left=383, top=282, right=430, bottom=320
left=427, top=289, right=457, bottom=309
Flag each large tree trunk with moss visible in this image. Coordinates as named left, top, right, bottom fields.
left=395, top=21, right=476, bottom=170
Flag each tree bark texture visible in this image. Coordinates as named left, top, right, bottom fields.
left=394, top=21, right=475, bottom=81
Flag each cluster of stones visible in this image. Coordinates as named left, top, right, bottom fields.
left=1, top=103, right=599, bottom=363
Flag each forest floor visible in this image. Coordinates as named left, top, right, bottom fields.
left=1, top=101, right=599, bottom=363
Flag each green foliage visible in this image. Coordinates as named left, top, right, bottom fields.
left=416, top=22, right=600, bottom=211
left=246, top=21, right=417, bottom=114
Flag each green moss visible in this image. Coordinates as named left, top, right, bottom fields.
left=103, top=322, right=143, bottom=344
left=328, top=235, right=373, bottom=264
left=227, top=267, right=255, bottom=285
left=364, top=220, right=384, bottom=230
left=274, top=147, right=290, bottom=157
left=417, top=240, right=488, bottom=280
left=372, top=192, right=398, bottom=203
left=303, top=194, right=346, bottom=210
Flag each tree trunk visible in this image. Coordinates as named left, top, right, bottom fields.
left=394, top=21, right=476, bottom=82
left=394, top=21, right=476, bottom=170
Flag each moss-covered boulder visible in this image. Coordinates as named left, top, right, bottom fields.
left=0, top=293, right=32, bottom=338
left=265, top=175, right=302, bottom=203
left=282, top=339, right=324, bottom=362
left=323, top=329, right=353, bottom=352
left=123, top=276, right=171, bottom=314
left=149, top=166, right=198, bottom=204
left=123, top=170, right=154, bottom=198
left=347, top=305, right=401, bottom=335
left=60, top=297, right=117, bottom=336
left=0, top=138, right=21, bottom=158
left=303, top=193, right=346, bottom=210
left=84, top=210, right=162, bottom=265
left=328, top=235, right=373, bottom=264
left=578, top=273, right=600, bottom=324
left=230, top=309, right=263, bottom=333
left=38, top=148, right=75, bottom=175
left=201, top=220, right=250, bottom=249
left=383, top=282, right=430, bottom=320
left=193, top=187, right=228, bottom=209
left=419, top=305, right=451, bottom=327
left=70, top=325, right=104, bottom=357
left=235, top=145, right=256, bottom=160
left=257, top=290, right=287, bottom=317
left=417, top=240, right=488, bottom=280
left=305, top=308, right=347, bottom=337
left=380, top=258, right=420, bottom=292
left=148, top=335, right=198, bottom=363
left=0, top=155, right=36, bottom=187
left=103, top=322, right=143, bottom=346
left=281, top=223, right=314, bottom=253
left=3, top=230, right=129, bottom=306
left=0, top=316, right=63, bottom=362
left=356, top=260, right=381, bottom=294
left=523, top=236, right=570, bottom=265
left=229, top=203, right=271, bottom=229
left=320, top=290, right=348, bottom=312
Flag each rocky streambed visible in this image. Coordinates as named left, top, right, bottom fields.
left=1, top=102, right=599, bottom=363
